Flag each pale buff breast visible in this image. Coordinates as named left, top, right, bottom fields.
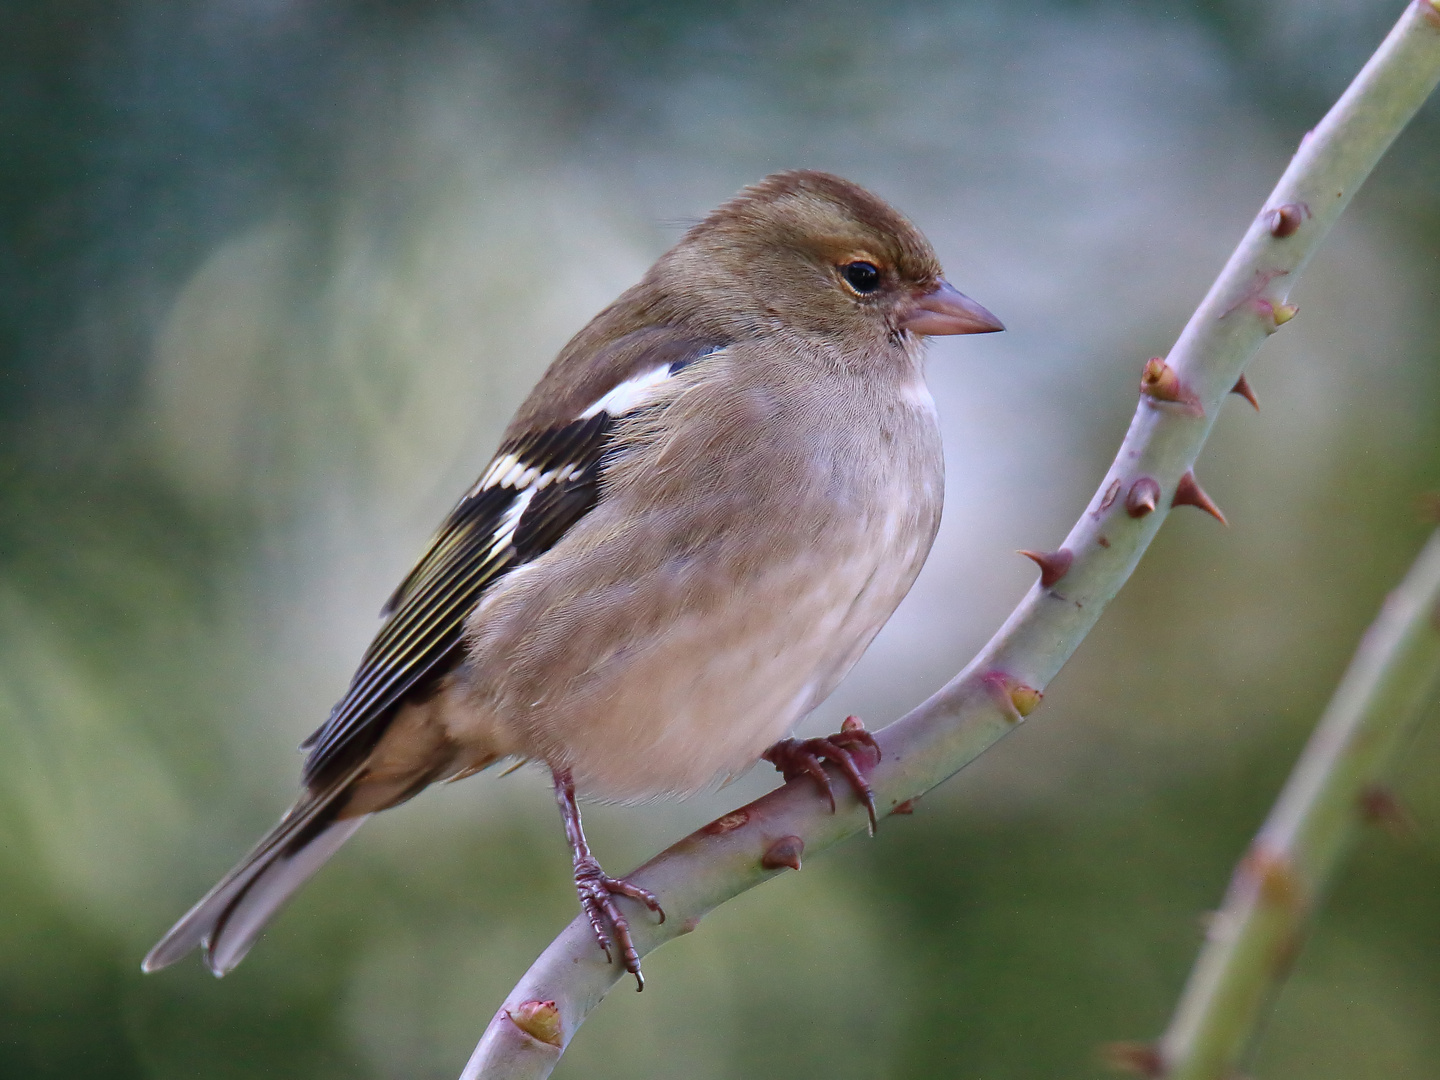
left=450, top=356, right=944, bottom=802
left=546, top=514, right=932, bottom=802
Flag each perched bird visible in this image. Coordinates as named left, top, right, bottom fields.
left=143, top=170, right=1002, bottom=988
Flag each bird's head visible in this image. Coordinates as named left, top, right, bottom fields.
left=652, top=170, right=1003, bottom=352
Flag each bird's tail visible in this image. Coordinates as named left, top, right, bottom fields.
left=143, top=779, right=367, bottom=977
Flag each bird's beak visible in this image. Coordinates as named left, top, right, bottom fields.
left=900, top=280, right=1005, bottom=336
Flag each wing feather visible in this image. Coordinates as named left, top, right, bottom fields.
left=298, top=334, right=724, bottom=786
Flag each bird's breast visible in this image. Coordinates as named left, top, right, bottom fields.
left=459, top=364, right=945, bottom=802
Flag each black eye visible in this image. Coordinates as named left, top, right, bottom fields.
left=841, top=261, right=881, bottom=294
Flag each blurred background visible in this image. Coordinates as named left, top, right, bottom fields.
left=3, top=1, right=1438, bottom=1077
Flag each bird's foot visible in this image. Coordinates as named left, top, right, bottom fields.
left=762, top=716, right=881, bottom=835
left=572, top=854, right=665, bottom=991
left=552, top=766, right=665, bottom=989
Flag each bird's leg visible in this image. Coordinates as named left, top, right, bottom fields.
left=762, top=716, right=881, bottom=835
left=551, top=767, right=664, bottom=991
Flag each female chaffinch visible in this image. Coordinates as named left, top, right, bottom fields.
left=144, top=170, right=1002, bottom=988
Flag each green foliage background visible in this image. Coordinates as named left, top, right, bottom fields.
left=3, top=2, right=1438, bottom=1077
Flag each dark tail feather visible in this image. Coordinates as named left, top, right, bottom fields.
left=143, top=784, right=367, bottom=976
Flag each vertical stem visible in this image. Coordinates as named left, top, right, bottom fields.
left=1156, top=529, right=1440, bottom=1079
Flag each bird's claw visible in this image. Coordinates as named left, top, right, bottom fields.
left=762, top=716, right=881, bottom=835
left=573, top=855, right=664, bottom=991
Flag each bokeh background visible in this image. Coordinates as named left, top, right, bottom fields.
left=3, top=1, right=1439, bottom=1077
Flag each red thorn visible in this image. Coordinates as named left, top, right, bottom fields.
left=890, top=798, right=916, bottom=816
left=1230, top=373, right=1259, bottom=410
left=1018, top=547, right=1074, bottom=588
left=1126, top=478, right=1160, bottom=518
left=761, top=835, right=805, bottom=871
left=1097, top=535, right=1111, bottom=548
left=1267, top=202, right=1309, bottom=237
left=1139, top=357, right=1203, bottom=415
left=1358, top=785, right=1416, bottom=838
left=1100, top=1041, right=1166, bottom=1077
left=1171, top=472, right=1228, bottom=525
left=841, top=715, right=865, bottom=734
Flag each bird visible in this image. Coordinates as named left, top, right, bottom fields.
left=142, top=169, right=1003, bottom=989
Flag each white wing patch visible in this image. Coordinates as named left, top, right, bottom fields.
left=475, top=454, right=580, bottom=495
left=476, top=452, right=522, bottom=490
left=577, top=363, right=677, bottom=420
left=469, top=463, right=578, bottom=500
left=488, top=487, right=535, bottom=553
left=469, top=346, right=720, bottom=501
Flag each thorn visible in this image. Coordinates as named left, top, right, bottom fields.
left=1010, top=683, right=1042, bottom=716
left=1171, top=472, right=1228, bottom=525
left=1018, top=547, right=1074, bottom=588
left=1272, top=302, right=1298, bottom=325
left=1139, top=357, right=1202, bottom=415
left=1358, top=785, right=1417, bottom=838
left=840, top=715, right=882, bottom=772
left=679, top=915, right=703, bottom=934
left=1266, top=203, right=1309, bottom=237
left=1240, top=844, right=1305, bottom=911
left=1100, top=1041, right=1166, bottom=1077
left=983, top=672, right=1043, bottom=721
left=1230, top=373, right=1259, bottom=410
left=702, top=810, right=749, bottom=835
left=507, top=1000, right=563, bottom=1048
left=1097, top=535, right=1111, bottom=548
left=1126, top=477, right=1160, bottom=518
left=761, top=835, right=805, bottom=871
left=890, top=798, right=916, bottom=815
left=1225, top=268, right=1290, bottom=320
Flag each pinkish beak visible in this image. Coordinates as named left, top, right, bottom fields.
left=900, top=280, right=1004, bottom=336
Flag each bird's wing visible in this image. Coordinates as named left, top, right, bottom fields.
left=298, top=331, right=725, bottom=787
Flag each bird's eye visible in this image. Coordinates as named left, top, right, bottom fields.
left=841, top=261, right=881, bottom=295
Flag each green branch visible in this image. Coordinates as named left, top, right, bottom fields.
left=460, top=4, right=1440, bottom=1076
left=1131, top=527, right=1440, bottom=1079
